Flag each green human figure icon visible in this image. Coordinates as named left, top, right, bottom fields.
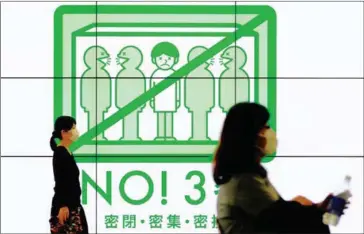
left=115, top=45, right=146, bottom=141
left=80, top=45, right=112, bottom=140
left=219, top=46, right=249, bottom=113
left=150, top=42, right=181, bottom=141
left=185, top=46, right=215, bottom=141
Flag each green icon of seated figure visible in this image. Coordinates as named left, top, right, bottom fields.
left=185, top=46, right=215, bottom=141
left=219, top=46, right=249, bottom=113
left=150, top=42, right=181, bottom=141
left=115, top=45, right=146, bottom=141
left=80, top=45, right=112, bottom=140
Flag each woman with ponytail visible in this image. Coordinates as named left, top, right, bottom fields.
left=49, top=116, right=89, bottom=234
left=215, top=102, right=333, bottom=233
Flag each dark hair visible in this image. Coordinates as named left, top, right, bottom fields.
left=50, top=116, right=76, bottom=151
left=151, top=42, right=180, bottom=59
left=213, top=102, right=270, bottom=185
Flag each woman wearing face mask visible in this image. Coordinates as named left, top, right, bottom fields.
left=49, top=116, right=89, bottom=234
left=214, top=102, right=334, bottom=233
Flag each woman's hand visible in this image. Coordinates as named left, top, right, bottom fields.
left=57, top=206, right=69, bottom=225
left=316, top=194, right=334, bottom=211
left=292, top=195, right=314, bottom=206
left=316, top=194, right=350, bottom=214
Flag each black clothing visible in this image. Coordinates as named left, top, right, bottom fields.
left=217, top=170, right=330, bottom=233
left=255, top=198, right=330, bottom=233
left=52, top=146, right=82, bottom=208
left=50, top=146, right=88, bottom=233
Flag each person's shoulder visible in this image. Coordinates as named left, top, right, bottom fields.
left=235, top=173, right=267, bottom=189
left=53, top=146, right=69, bottom=158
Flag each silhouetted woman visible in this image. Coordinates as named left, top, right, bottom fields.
left=214, top=102, right=334, bottom=233
left=49, top=116, right=89, bottom=234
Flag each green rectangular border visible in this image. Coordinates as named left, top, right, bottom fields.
left=54, top=5, right=277, bottom=163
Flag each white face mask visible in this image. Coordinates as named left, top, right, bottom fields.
left=260, top=128, right=277, bottom=155
left=70, top=128, right=80, bottom=141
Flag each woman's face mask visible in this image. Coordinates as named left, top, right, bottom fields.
left=70, top=128, right=80, bottom=142
left=259, top=126, right=277, bottom=155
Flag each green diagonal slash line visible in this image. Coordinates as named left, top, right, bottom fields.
left=70, top=15, right=266, bottom=153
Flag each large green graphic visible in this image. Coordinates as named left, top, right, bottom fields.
left=54, top=5, right=277, bottom=163
left=115, top=46, right=146, bottom=141
left=81, top=46, right=112, bottom=141
left=150, top=42, right=181, bottom=141
left=185, top=46, right=215, bottom=141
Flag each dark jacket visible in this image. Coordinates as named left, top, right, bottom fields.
left=52, top=146, right=82, bottom=209
left=217, top=169, right=330, bottom=233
